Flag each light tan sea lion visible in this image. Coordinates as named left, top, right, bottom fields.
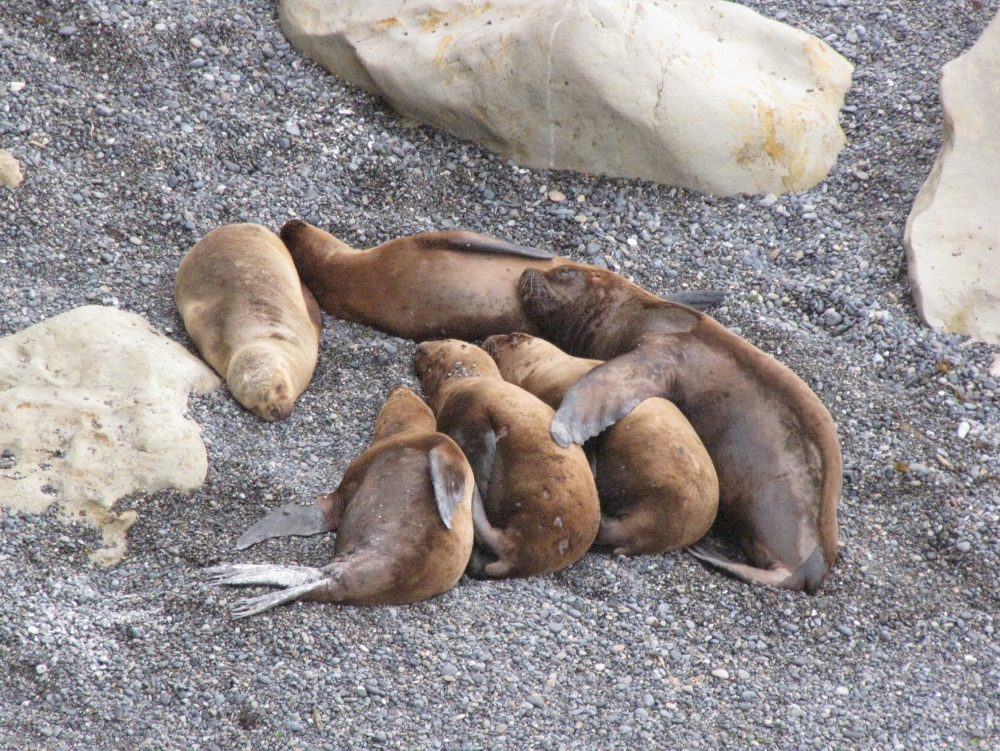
left=413, top=340, right=600, bottom=579
left=518, top=263, right=841, bottom=594
left=204, top=386, right=475, bottom=616
left=483, top=333, right=718, bottom=556
left=174, top=223, right=321, bottom=420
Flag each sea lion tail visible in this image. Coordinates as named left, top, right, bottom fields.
left=688, top=543, right=830, bottom=595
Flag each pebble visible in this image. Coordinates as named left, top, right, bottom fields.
left=711, top=668, right=730, bottom=679
left=957, top=421, right=971, bottom=439
left=58, top=26, right=77, bottom=36
left=525, top=694, right=545, bottom=708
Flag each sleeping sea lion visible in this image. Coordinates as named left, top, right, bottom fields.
left=204, top=386, right=474, bottom=616
left=413, top=340, right=600, bottom=579
left=279, top=219, right=725, bottom=342
left=518, top=264, right=841, bottom=594
left=174, top=223, right=321, bottom=421
left=483, top=333, right=718, bottom=555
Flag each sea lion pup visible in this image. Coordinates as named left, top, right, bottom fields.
left=518, top=265, right=842, bottom=594
left=174, top=223, right=322, bottom=421
left=412, top=340, right=601, bottom=579
left=483, top=333, right=719, bottom=556
left=204, top=386, right=475, bottom=617
left=279, top=219, right=725, bottom=341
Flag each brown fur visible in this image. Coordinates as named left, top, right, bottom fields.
left=280, top=220, right=562, bottom=341
left=413, top=340, right=600, bottom=579
left=484, top=333, right=719, bottom=555
left=208, top=386, right=475, bottom=614
left=174, top=223, right=321, bottom=421
left=519, top=263, right=842, bottom=594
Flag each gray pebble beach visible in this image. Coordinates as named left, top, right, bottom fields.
left=1, top=0, right=999, bottom=749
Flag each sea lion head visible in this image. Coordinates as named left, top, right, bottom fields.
left=226, top=343, right=296, bottom=421
left=371, top=385, right=437, bottom=440
left=413, top=339, right=500, bottom=404
left=481, top=332, right=534, bottom=361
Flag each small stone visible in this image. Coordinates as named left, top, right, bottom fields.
left=737, top=669, right=750, bottom=680
left=35, top=663, right=47, bottom=674
left=956, top=540, right=971, bottom=553
left=548, top=190, right=566, bottom=202
left=59, top=25, right=78, bottom=36
left=96, top=104, right=115, bottom=117
left=9, top=82, right=26, bottom=94
left=642, top=694, right=655, bottom=707
left=355, top=685, right=368, bottom=696
left=711, top=668, right=730, bottom=679
left=0, top=150, right=23, bottom=189
left=835, top=686, right=850, bottom=696
left=758, top=193, right=777, bottom=207
left=189, top=37, right=204, bottom=50
left=611, top=644, right=625, bottom=653
left=382, top=341, right=398, bottom=354
left=286, top=121, right=301, bottom=137
left=284, top=720, right=304, bottom=733
left=526, top=694, right=545, bottom=708
left=440, top=663, right=459, bottom=677
left=957, top=421, right=971, bottom=439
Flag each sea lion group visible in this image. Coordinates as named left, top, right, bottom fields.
left=177, top=220, right=842, bottom=617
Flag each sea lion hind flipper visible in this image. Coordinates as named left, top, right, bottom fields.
left=229, top=578, right=331, bottom=619
left=551, top=353, right=666, bottom=447
left=235, top=500, right=333, bottom=550
left=662, top=289, right=727, bottom=311
left=424, top=230, right=555, bottom=260
left=687, top=543, right=829, bottom=594
left=428, top=442, right=468, bottom=530
left=203, top=563, right=327, bottom=588
left=467, top=486, right=511, bottom=578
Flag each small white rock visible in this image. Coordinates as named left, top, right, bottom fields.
left=758, top=193, right=778, bottom=207
left=285, top=121, right=301, bottom=137
left=711, top=668, right=730, bottom=679
left=957, top=421, right=971, bottom=439
left=835, top=686, right=849, bottom=696
left=9, top=81, right=26, bottom=93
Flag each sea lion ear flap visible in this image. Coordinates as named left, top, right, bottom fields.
left=551, top=351, right=667, bottom=448
left=428, top=443, right=470, bottom=530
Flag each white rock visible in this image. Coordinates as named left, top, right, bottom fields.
left=279, top=0, right=852, bottom=196
left=905, top=13, right=1000, bottom=344
left=710, top=668, right=730, bottom=679
left=0, top=306, right=221, bottom=565
left=0, top=149, right=23, bottom=189
left=957, top=421, right=971, bottom=439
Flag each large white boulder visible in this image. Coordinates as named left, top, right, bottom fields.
left=905, top=13, right=1000, bottom=345
left=0, top=306, right=221, bottom=565
left=278, top=0, right=853, bottom=196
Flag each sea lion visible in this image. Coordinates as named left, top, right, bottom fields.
left=413, top=339, right=601, bottom=579
left=279, top=219, right=725, bottom=342
left=518, top=264, right=842, bottom=594
left=483, top=333, right=718, bottom=556
left=174, top=223, right=322, bottom=421
left=204, top=386, right=475, bottom=617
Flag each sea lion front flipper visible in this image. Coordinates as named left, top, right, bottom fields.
left=235, top=495, right=338, bottom=550
left=662, top=289, right=726, bottom=311
left=687, top=542, right=829, bottom=594
left=444, top=420, right=497, bottom=501
left=419, top=230, right=555, bottom=260
left=550, top=352, right=667, bottom=448
left=428, top=442, right=469, bottom=530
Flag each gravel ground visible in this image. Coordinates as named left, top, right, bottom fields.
left=3, top=0, right=1000, bottom=749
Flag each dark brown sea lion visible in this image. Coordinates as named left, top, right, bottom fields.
left=518, top=264, right=842, bottom=594
left=279, top=219, right=725, bottom=342
left=483, top=333, right=718, bottom=556
left=412, top=340, right=600, bottom=579
left=174, top=223, right=322, bottom=421
left=204, top=386, right=474, bottom=616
